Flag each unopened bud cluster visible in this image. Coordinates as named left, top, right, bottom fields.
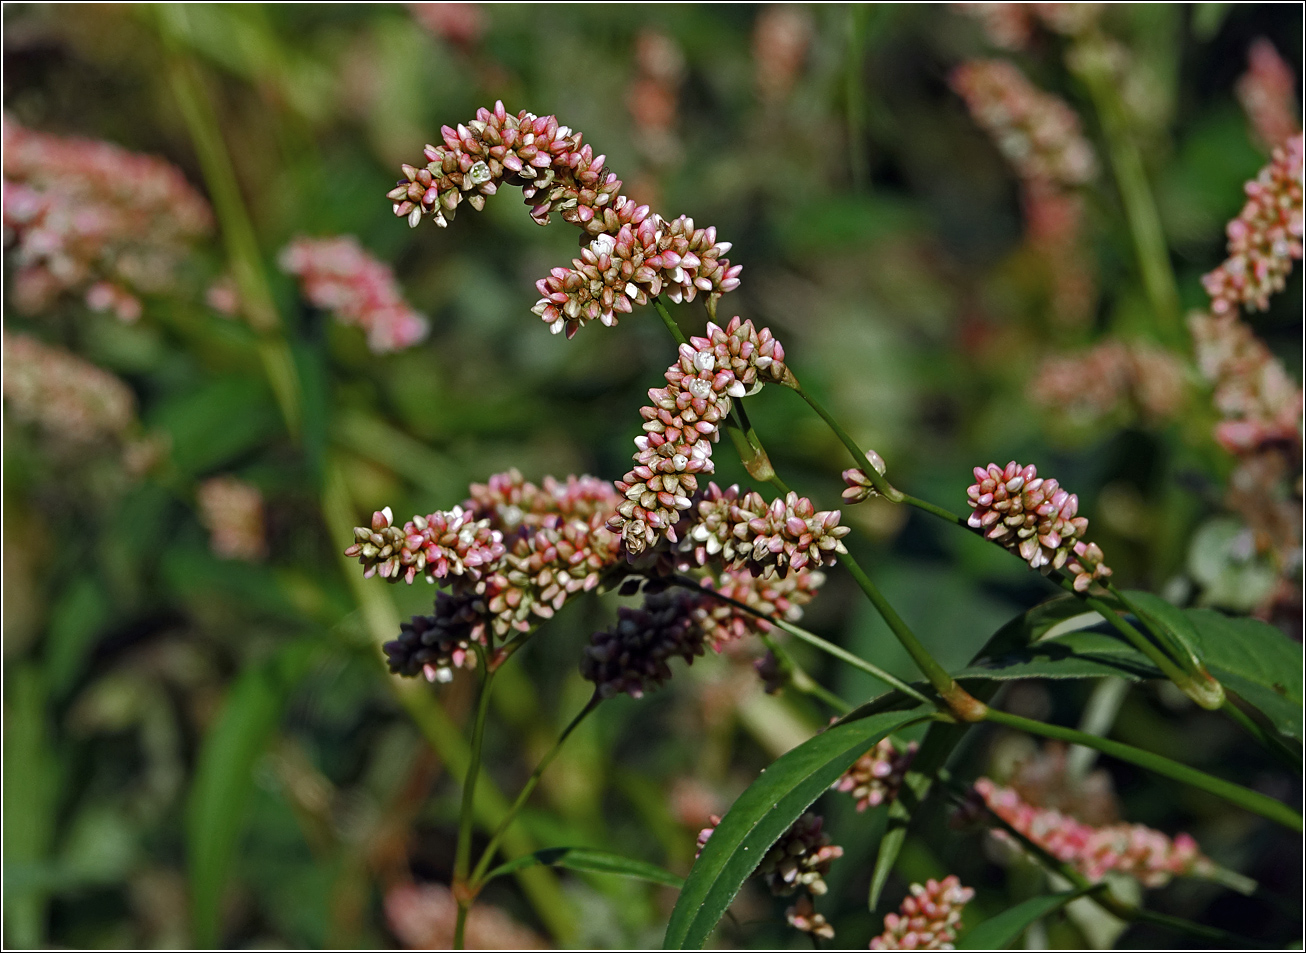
left=612, top=317, right=793, bottom=555
left=389, top=102, right=740, bottom=337
left=950, top=60, right=1097, bottom=189
left=581, top=588, right=709, bottom=698
left=2, top=117, right=211, bottom=319
left=688, top=566, right=826, bottom=648
left=833, top=738, right=919, bottom=812
left=347, top=470, right=626, bottom=677
left=842, top=450, right=888, bottom=504
left=975, top=777, right=1213, bottom=887
left=1236, top=39, right=1300, bottom=153
left=1202, top=134, right=1304, bottom=315
left=197, top=475, right=268, bottom=562
left=1188, top=312, right=1302, bottom=455
left=870, top=876, right=975, bottom=951
left=952, top=3, right=1103, bottom=51
left=966, top=461, right=1111, bottom=591
left=279, top=236, right=429, bottom=353
left=3, top=330, right=136, bottom=445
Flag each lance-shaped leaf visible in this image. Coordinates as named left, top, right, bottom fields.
left=664, top=700, right=933, bottom=949
left=484, top=847, right=684, bottom=889
left=956, top=888, right=1096, bottom=949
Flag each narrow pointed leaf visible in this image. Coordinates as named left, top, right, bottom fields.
left=664, top=702, right=932, bottom=949
left=484, top=847, right=683, bottom=889
left=957, top=888, right=1094, bottom=949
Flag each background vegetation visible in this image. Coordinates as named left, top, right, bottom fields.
left=3, top=3, right=1300, bottom=948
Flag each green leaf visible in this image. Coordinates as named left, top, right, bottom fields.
left=2, top=668, right=57, bottom=948
left=955, top=629, right=1159, bottom=682
left=957, top=889, right=1094, bottom=950
left=187, top=640, right=319, bottom=946
left=1116, top=590, right=1205, bottom=674
left=484, top=847, right=684, bottom=889
left=148, top=375, right=281, bottom=476
left=664, top=702, right=932, bottom=949
left=1187, top=609, right=1304, bottom=742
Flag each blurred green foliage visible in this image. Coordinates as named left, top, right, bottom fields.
left=3, top=3, right=1300, bottom=948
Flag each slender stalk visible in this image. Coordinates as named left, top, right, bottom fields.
left=1072, top=34, right=1182, bottom=345
left=841, top=553, right=987, bottom=720
left=665, top=574, right=933, bottom=707
left=652, top=296, right=689, bottom=346
left=789, top=380, right=904, bottom=502
left=1052, top=577, right=1222, bottom=708
left=452, top=905, right=469, bottom=950
left=453, top=648, right=497, bottom=949
left=755, top=632, right=852, bottom=715
left=157, top=5, right=302, bottom=435
left=845, top=4, right=870, bottom=192
left=469, top=694, right=602, bottom=889
left=984, top=707, right=1303, bottom=832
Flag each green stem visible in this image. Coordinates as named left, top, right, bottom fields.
left=665, top=574, right=933, bottom=707
left=157, top=5, right=302, bottom=436
left=453, top=904, right=469, bottom=950
left=983, top=707, right=1303, bottom=832
left=454, top=648, right=497, bottom=889
left=841, top=553, right=986, bottom=720
left=845, top=5, right=870, bottom=193
left=790, top=380, right=904, bottom=502
left=1072, top=33, right=1181, bottom=344
left=755, top=632, right=852, bottom=715
left=469, top=694, right=601, bottom=889
left=652, top=296, right=688, bottom=346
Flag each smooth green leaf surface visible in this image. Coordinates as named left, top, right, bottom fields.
left=664, top=702, right=932, bottom=949
left=955, top=629, right=1159, bottom=682
left=187, top=640, right=318, bottom=946
left=1188, top=608, right=1304, bottom=742
left=485, top=847, right=684, bottom=889
left=957, top=889, right=1094, bottom=949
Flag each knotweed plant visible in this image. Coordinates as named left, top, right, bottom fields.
left=336, top=74, right=1302, bottom=948
left=8, top=11, right=1297, bottom=950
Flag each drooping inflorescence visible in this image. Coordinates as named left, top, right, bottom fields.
left=3, top=330, right=137, bottom=445
left=870, top=876, right=975, bottom=951
left=1189, top=311, right=1303, bottom=456
left=197, top=476, right=268, bottom=562
left=2, top=116, right=212, bottom=320
left=1201, top=134, right=1304, bottom=316
left=1028, top=340, right=1190, bottom=428
left=347, top=471, right=627, bottom=678
left=1235, top=38, right=1300, bottom=153
left=975, top=777, right=1214, bottom=887
left=833, top=737, right=919, bottom=812
left=966, top=461, right=1111, bottom=591
left=388, top=102, right=740, bottom=337
left=950, top=60, right=1097, bottom=190
left=279, top=235, right=429, bottom=353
